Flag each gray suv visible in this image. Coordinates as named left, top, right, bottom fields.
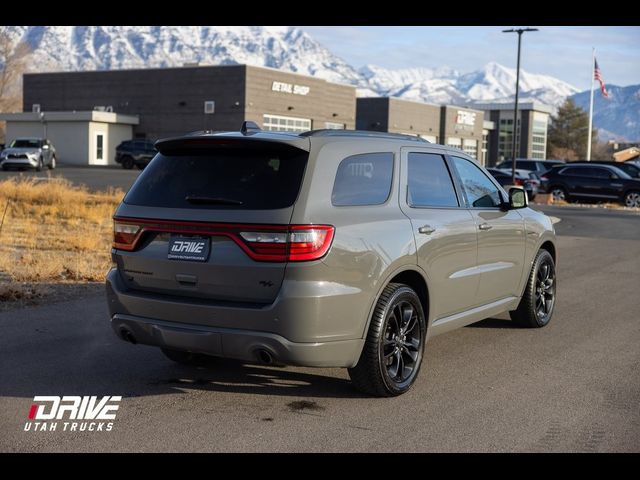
left=106, top=125, right=557, bottom=396
left=0, top=137, right=57, bottom=171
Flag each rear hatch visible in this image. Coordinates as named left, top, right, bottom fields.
left=112, top=135, right=310, bottom=304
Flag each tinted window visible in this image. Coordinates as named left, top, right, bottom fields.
left=332, top=153, right=393, bottom=206
left=560, top=167, right=586, bottom=176
left=517, top=161, right=536, bottom=170
left=125, top=146, right=308, bottom=210
left=589, top=168, right=611, bottom=179
left=614, top=164, right=638, bottom=178
left=10, top=139, right=41, bottom=148
left=452, top=156, right=502, bottom=208
left=407, top=153, right=458, bottom=207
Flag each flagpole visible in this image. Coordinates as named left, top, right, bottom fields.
left=587, top=47, right=595, bottom=161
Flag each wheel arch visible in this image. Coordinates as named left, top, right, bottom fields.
left=361, top=266, right=431, bottom=340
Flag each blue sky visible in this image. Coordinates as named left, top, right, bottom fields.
left=298, top=26, right=640, bottom=90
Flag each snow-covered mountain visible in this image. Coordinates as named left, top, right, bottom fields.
left=571, top=85, right=640, bottom=142
left=3, top=26, right=634, bottom=139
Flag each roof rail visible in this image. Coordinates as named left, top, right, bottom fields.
left=299, top=129, right=429, bottom=142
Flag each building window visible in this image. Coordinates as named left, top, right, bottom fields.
left=263, top=114, right=311, bottom=133
left=481, top=130, right=489, bottom=166
left=324, top=122, right=345, bottom=130
left=446, top=137, right=462, bottom=150
left=463, top=139, right=478, bottom=160
left=96, top=134, right=104, bottom=161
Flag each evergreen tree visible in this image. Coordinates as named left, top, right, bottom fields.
left=547, top=99, right=597, bottom=160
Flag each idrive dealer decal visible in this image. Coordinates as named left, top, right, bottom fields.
left=24, top=396, right=121, bottom=432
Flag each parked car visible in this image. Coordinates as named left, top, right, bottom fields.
left=495, top=159, right=564, bottom=176
left=107, top=124, right=558, bottom=397
left=0, top=137, right=56, bottom=171
left=578, top=160, right=640, bottom=179
left=486, top=167, right=538, bottom=200
left=115, top=139, right=156, bottom=169
left=542, top=163, right=640, bottom=207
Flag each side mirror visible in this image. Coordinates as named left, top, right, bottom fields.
left=508, top=187, right=528, bottom=209
left=42, top=144, right=49, bottom=150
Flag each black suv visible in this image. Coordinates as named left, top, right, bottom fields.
left=582, top=161, right=640, bottom=179
left=115, top=140, right=157, bottom=170
left=543, top=163, right=640, bottom=207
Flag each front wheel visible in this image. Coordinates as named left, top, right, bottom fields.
left=550, top=186, right=568, bottom=203
left=624, top=191, right=640, bottom=208
left=48, top=155, right=56, bottom=169
left=348, top=283, right=426, bottom=397
left=510, top=249, right=557, bottom=328
left=121, top=156, right=134, bottom=169
left=35, top=157, right=43, bottom=172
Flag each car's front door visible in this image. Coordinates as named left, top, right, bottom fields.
left=449, top=156, right=526, bottom=306
left=399, top=149, right=479, bottom=319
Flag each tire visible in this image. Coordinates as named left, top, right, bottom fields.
left=1, top=165, right=8, bottom=171
left=550, top=186, right=568, bottom=203
left=136, top=163, right=145, bottom=170
left=348, top=283, right=426, bottom=397
left=510, top=249, right=557, bottom=328
left=161, top=347, right=210, bottom=366
left=35, top=157, right=43, bottom=172
left=48, top=155, right=56, bottom=170
left=121, top=156, right=134, bottom=169
left=623, top=190, right=640, bottom=208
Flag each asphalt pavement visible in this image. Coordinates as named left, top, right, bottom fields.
left=0, top=190, right=639, bottom=452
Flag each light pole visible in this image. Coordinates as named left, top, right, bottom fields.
left=502, top=27, right=538, bottom=184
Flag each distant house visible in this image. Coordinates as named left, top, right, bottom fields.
left=613, top=147, right=640, bottom=163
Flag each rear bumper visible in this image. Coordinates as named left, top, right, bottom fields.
left=111, top=314, right=363, bottom=367
left=105, top=268, right=365, bottom=367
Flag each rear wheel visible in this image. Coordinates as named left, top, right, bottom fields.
left=348, top=283, right=426, bottom=397
left=121, top=156, right=134, bottom=169
left=550, top=186, right=568, bottom=203
left=624, top=191, right=640, bottom=208
left=1, top=165, right=7, bottom=171
left=510, top=249, right=556, bottom=328
left=161, top=348, right=211, bottom=366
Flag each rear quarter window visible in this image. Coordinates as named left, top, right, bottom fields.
left=331, top=153, right=394, bottom=206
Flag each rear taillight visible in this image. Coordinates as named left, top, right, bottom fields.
left=112, top=217, right=334, bottom=262
left=238, top=225, right=334, bottom=262
left=513, top=178, right=524, bottom=186
left=540, top=176, right=549, bottom=181
left=113, top=220, right=142, bottom=251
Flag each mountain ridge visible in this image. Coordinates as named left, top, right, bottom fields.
left=5, top=25, right=638, bottom=140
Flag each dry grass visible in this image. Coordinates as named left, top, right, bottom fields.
left=0, top=177, right=123, bottom=288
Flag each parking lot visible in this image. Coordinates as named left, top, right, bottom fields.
left=0, top=186, right=638, bottom=451
left=0, top=164, right=140, bottom=192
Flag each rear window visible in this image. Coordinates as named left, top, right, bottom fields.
left=331, top=153, right=394, bottom=206
left=124, top=147, right=308, bottom=210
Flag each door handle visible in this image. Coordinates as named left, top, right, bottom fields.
left=478, top=223, right=493, bottom=231
left=418, top=225, right=436, bottom=235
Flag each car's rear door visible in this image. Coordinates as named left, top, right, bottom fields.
left=399, top=148, right=479, bottom=319
left=449, top=155, right=526, bottom=306
left=112, top=137, right=310, bottom=304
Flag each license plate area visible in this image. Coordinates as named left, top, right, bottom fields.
left=167, top=235, right=211, bottom=262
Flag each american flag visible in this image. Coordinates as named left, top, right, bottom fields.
left=594, top=58, right=610, bottom=99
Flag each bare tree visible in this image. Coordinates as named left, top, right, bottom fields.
left=0, top=27, right=31, bottom=142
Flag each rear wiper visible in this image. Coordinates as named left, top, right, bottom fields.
left=185, top=195, right=244, bottom=205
